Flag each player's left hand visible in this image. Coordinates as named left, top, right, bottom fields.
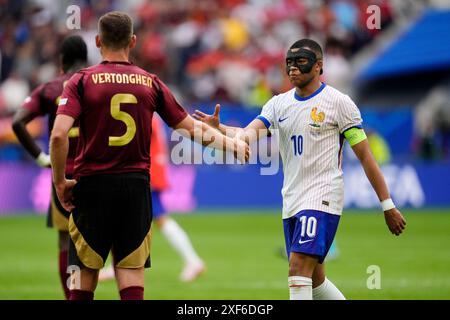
left=192, top=104, right=221, bottom=129
left=384, top=208, right=406, bottom=236
left=55, top=179, right=77, bottom=212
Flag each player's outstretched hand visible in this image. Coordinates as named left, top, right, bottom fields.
left=384, top=208, right=406, bottom=236
left=233, top=138, right=250, bottom=164
left=192, top=104, right=221, bottom=129
left=55, top=179, right=77, bottom=212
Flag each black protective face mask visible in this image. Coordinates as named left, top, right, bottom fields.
left=285, top=47, right=323, bottom=75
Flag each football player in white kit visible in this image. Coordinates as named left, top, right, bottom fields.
left=193, top=39, right=406, bottom=300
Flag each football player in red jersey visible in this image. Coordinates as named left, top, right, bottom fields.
left=12, top=35, right=88, bottom=299
left=50, top=11, right=248, bottom=300
left=99, top=116, right=206, bottom=283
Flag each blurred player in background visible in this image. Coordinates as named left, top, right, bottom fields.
left=11, top=35, right=88, bottom=299
left=99, top=116, right=205, bottom=282
left=50, top=11, right=248, bottom=300
left=194, top=38, right=406, bottom=300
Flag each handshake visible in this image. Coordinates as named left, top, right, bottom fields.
left=232, top=134, right=251, bottom=164
left=192, top=103, right=251, bottom=164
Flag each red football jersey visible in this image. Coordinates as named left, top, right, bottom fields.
left=22, top=73, right=79, bottom=175
left=57, top=60, right=187, bottom=179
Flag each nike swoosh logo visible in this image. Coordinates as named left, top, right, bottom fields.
left=299, top=239, right=314, bottom=245
left=279, top=117, right=289, bottom=122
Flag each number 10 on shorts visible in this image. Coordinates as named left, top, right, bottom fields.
left=299, top=216, right=317, bottom=238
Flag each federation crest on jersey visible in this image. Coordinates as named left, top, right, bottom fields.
left=309, top=107, right=325, bottom=129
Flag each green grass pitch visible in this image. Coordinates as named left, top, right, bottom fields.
left=0, top=209, right=449, bottom=300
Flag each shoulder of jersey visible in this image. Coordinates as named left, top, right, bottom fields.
left=77, top=64, right=97, bottom=74
left=40, top=73, right=72, bottom=97
left=320, top=84, right=354, bottom=110
left=270, top=88, right=296, bottom=107
left=278, top=88, right=297, bottom=99
left=44, top=73, right=72, bottom=86
left=322, top=84, right=347, bottom=99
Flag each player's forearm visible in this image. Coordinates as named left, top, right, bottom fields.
left=359, top=151, right=390, bottom=201
left=50, top=132, right=69, bottom=185
left=195, top=121, right=236, bottom=152
left=218, top=124, right=265, bottom=145
left=176, top=115, right=236, bottom=152
left=217, top=124, right=240, bottom=137
left=12, top=111, right=42, bottom=158
left=12, top=120, right=42, bottom=158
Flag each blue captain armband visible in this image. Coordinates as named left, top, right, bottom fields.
left=344, top=127, right=367, bottom=146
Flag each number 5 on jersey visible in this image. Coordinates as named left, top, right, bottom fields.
left=109, top=93, right=137, bottom=146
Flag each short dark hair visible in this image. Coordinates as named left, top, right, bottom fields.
left=98, top=11, right=133, bottom=50
left=290, top=39, right=323, bottom=59
left=60, top=35, right=88, bottom=72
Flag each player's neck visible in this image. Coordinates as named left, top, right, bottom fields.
left=101, top=49, right=130, bottom=63
left=65, top=62, right=87, bottom=74
left=295, top=78, right=322, bottom=98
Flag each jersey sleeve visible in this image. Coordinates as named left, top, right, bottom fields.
left=56, top=72, right=84, bottom=119
left=22, top=84, right=46, bottom=116
left=337, top=94, right=363, bottom=134
left=256, top=96, right=277, bottom=130
left=154, top=77, right=188, bottom=128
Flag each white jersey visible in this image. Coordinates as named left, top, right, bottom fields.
left=257, top=83, right=363, bottom=219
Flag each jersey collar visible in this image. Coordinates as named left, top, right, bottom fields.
left=100, top=60, right=133, bottom=65
left=294, top=82, right=326, bottom=101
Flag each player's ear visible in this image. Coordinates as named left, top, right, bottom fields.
left=129, top=35, right=137, bottom=49
left=95, top=35, right=101, bottom=48
left=317, top=59, right=323, bottom=74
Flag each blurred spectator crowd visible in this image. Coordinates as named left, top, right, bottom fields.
left=0, top=0, right=394, bottom=112
left=4, top=0, right=448, bottom=163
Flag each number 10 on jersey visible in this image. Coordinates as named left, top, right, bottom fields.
left=291, top=135, right=303, bottom=156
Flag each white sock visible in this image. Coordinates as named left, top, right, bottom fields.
left=313, top=277, right=345, bottom=300
left=288, top=276, right=312, bottom=300
left=160, top=218, right=202, bottom=265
